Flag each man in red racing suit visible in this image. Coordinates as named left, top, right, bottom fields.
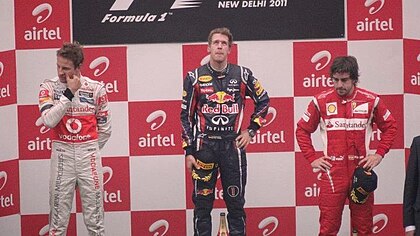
left=296, top=56, right=397, bottom=236
left=38, top=42, right=111, bottom=236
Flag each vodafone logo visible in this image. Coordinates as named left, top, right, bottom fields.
left=89, top=56, right=110, bottom=77
left=365, top=0, right=384, bottom=15
left=0, top=171, right=7, bottom=191
left=32, top=3, right=52, bottom=24
left=0, top=62, right=4, bottom=77
left=149, top=219, right=169, bottom=235
left=66, top=118, right=82, bottom=134
left=102, top=166, right=113, bottom=185
left=258, top=216, right=279, bottom=236
left=311, top=50, right=331, bottom=71
left=372, top=213, right=388, bottom=233
left=147, top=110, right=166, bottom=130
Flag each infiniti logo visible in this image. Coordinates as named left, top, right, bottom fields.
left=149, top=219, right=169, bottom=236
left=311, top=50, right=331, bottom=71
left=32, top=3, right=52, bottom=24
left=258, top=216, right=279, bottom=236
left=372, top=213, right=388, bottom=233
left=211, top=115, right=229, bottom=125
left=146, top=110, right=166, bottom=130
left=89, top=56, right=110, bottom=77
left=0, top=171, right=7, bottom=191
left=365, top=0, right=385, bottom=15
left=0, top=62, right=4, bottom=77
left=35, top=116, right=50, bottom=134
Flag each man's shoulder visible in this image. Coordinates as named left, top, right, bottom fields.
left=412, top=136, right=420, bottom=145
left=355, top=87, right=379, bottom=99
left=81, top=76, right=104, bottom=87
left=314, top=89, right=335, bottom=100
left=41, top=76, right=59, bottom=84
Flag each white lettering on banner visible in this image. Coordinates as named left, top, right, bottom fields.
left=149, top=219, right=169, bottom=236
left=101, top=80, right=119, bottom=93
left=218, top=1, right=240, bottom=8
left=214, top=187, right=224, bottom=200
left=138, top=134, right=176, bottom=147
left=0, top=84, right=11, bottom=98
left=304, top=183, right=320, bottom=197
left=258, top=216, right=279, bottom=236
left=0, top=194, right=14, bottom=208
left=104, top=190, right=122, bottom=203
left=24, top=27, right=62, bottom=41
left=250, top=130, right=285, bottom=144
left=27, top=137, right=52, bottom=151
left=325, top=118, right=368, bottom=131
left=411, top=72, right=420, bottom=86
left=242, top=0, right=267, bottom=8
left=371, top=129, right=382, bottom=141
left=303, top=74, right=334, bottom=88
left=356, top=18, right=394, bottom=32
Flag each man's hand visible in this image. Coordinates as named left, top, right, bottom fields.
left=358, top=153, right=382, bottom=171
left=405, top=230, right=415, bottom=236
left=186, top=155, right=200, bottom=173
left=66, top=72, right=81, bottom=94
left=311, top=156, right=332, bottom=172
left=235, top=130, right=252, bottom=149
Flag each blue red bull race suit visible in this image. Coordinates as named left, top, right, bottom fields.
left=181, top=63, right=270, bottom=236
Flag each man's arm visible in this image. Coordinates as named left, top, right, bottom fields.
left=373, top=97, right=397, bottom=157
left=403, top=137, right=420, bottom=232
left=180, top=71, right=198, bottom=156
left=95, top=85, right=112, bottom=149
left=39, top=82, right=73, bottom=128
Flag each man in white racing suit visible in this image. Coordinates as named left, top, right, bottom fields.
left=38, top=42, right=111, bottom=236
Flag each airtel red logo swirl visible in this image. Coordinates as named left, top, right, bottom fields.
left=365, top=0, right=384, bottom=15
left=89, top=56, right=110, bottom=77
left=372, top=213, right=388, bottom=233
left=146, top=110, right=166, bottom=130
left=0, top=171, right=7, bottom=191
left=149, top=219, right=169, bottom=235
left=311, top=50, right=331, bottom=71
left=0, top=62, right=4, bottom=77
left=258, top=216, right=279, bottom=236
left=32, top=3, right=52, bottom=24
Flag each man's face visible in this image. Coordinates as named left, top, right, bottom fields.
left=207, top=33, right=231, bottom=64
left=332, top=72, right=355, bottom=97
left=56, top=55, right=78, bottom=83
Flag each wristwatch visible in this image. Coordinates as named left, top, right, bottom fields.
left=247, top=129, right=256, bottom=138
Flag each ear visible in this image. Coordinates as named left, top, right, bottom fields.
left=207, top=45, right=210, bottom=53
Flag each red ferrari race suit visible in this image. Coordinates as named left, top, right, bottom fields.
left=296, top=87, right=397, bottom=236
left=39, top=76, right=111, bottom=236
left=181, top=63, right=269, bottom=235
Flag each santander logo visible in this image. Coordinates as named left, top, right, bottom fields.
left=89, top=56, right=110, bottom=77
left=258, top=216, right=279, bottom=236
left=365, top=0, right=385, bottom=15
left=32, top=3, right=52, bottom=24
left=149, top=219, right=169, bottom=235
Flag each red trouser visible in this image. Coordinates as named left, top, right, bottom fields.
left=318, top=159, right=374, bottom=236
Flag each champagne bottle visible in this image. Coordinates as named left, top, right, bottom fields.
left=217, top=212, right=229, bottom=236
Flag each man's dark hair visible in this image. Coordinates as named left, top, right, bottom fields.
left=208, top=27, right=233, bottom=47
left=56, top=41, right=84, bottom=68
left=330, top=56, right=360, bottom=83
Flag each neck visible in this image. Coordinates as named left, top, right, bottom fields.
left=210, top=61, right=227, bottom=72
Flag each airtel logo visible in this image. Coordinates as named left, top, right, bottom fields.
left=0, top=62, right=4, bottom=77
left=365, top=0, right=384, bottom=15
left=32, top=3, right=52, bottom=24
left=258, top=216, right=279, bottom=236
left=372, top=213, right=388, bottom=233
left=38, top=224, right=49, bottom=236
left=264, top=107, right=277, bottom=127
left=311, top=50, right=331, bottom=71
left=35, top=116, right=50, bottom=134
left=65, top=118, right=82, bottom=134
left=89, top=56, right=110, bottom=77
left=146, top=110, right=166, bottom=130
left=201, top=55, right=210, bottom=65
left=417, top=53, right=420, bottom=62
left=0, top=171, right=7, bottom=191
left=102, top=166, right=113, bottom=185
left=149, top=219, right=169, bottom=235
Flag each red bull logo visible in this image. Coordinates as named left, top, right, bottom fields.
left=207, top=92, right=235, bottom=104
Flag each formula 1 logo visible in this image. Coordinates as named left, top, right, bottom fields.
left=109, top=0, right=202, bottom=11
